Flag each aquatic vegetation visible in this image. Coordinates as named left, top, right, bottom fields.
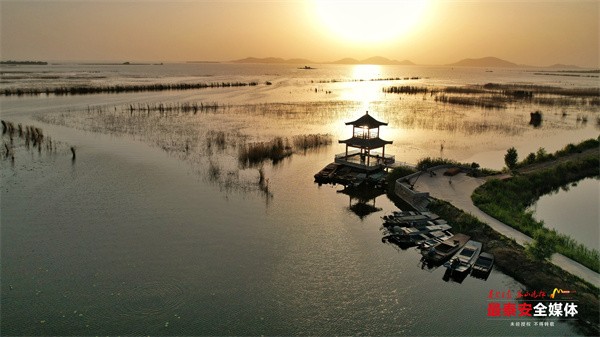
left=528, top=110, right=542, bottom=127
left=238, top=134, right=332, bottom=167
left=206, top=131, right=228, bottom=152
left=316, top=76, right=420, bottom=84
left=434, top=94, right=507, bottom=109
left=382, top=82, right=600, bottom=109
left=127, top=102, right=221, bottom=114
left=1, top=81, right=259, bottom=96
left=208, top=159, right=221, bottom=181
left=238, top=137, right=291, bottom=167
left=1, top=120, right=64, bottom=161
left=291, top=133, right=332, bottom=151
left=382, top=86, right=429, bottom=95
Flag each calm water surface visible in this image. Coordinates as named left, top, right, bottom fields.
left=529, top=177, right=600, bottom=251
left=1, top=63, right=596, bottom=335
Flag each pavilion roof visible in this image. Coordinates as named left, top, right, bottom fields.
left=339, top=137, right=392, bottom=149
left=345, top=111, right=388, bottom=129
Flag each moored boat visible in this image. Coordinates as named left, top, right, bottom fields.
left=443, top=240, right=482, bottom=273
left=418, top=230, right=454, bottom=250
left=387, top=224, right=452, bottom=244
left=314, top=163, right=340, bottom=182
left=421, top=233, right=471, bottom=265
left=382, top=212, right=441, bottom=227
left=471, top=252, right=495, bottom=279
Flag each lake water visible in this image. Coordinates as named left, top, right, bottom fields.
left=1, top=63, right=597, bottom=335
left=529, top=177, right=600, bottom=251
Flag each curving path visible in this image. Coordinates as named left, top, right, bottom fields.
left=409, top=168, right=600, bottom=286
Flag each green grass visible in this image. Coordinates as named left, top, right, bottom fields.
left=472, top=146, right=600, bottom=272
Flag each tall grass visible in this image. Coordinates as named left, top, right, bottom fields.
left=434, top=94, right=507, bottom=109
left=238, top=137, right=291, bottom=167
left=238, top=134, right=332, bottom=167
left=1, top=120, right=60, bottom=158
left=2, top=81, right=259, bottom=96
left=127, top=102, right=221, bottom=114
left=382, top=86, right=429, bottom=95
left=382, top=82, right=599, bottom=108
left=291, top=133, right=332, bottom=151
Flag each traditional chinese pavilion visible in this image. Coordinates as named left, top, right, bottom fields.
left=335, top=111, right=395, bottom=171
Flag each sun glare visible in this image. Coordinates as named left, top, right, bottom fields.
left=314, top=0, right=430, bottom=44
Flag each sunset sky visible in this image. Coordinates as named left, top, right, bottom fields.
left=1, top=0, right=598, bottom=67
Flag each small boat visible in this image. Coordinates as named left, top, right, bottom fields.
left=418, top=230, right=454, bottom=250
left=471, top=252, right=494, bottom=279
left=382, top=212, right=440, bottom=227
left=299, top=66, right=315, bottom=70
left=314, top=163, right=339, bottom=182
left=443, top=240, right=482, bottom=273
left=421, top=233, right=470, bottom=265
left=387, top=224, right=452, bottom=244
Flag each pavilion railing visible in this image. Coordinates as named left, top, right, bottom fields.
left=335, top=151, right=395, bottom=166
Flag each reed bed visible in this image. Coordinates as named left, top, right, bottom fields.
left=1, top=120, right=60, bottom=158
left=382, top=82, right=599, bottom=109
left=238, top=134, right=332, bottom=167
left=291, top=133, right=332, bottom=150
left=434, top=94, right=508, bottom=109
left=382, top=86, right=429, bottom=95
left=125, top=102, right=221, bottom=115
left=1, top=81, right=259, bottom=96
left=484, top=83, right=600, bottom=97
left=316, top=76, right=420, bottom=84
left=238, top=137, right=292, bottom=167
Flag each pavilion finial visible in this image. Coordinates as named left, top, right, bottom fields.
left=366, top=110, right=369, bottom=115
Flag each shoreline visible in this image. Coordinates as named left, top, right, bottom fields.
left=386, top=140, right=599, bottom=335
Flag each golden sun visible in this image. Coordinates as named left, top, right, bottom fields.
left=313, top=0, right=430, bottom=44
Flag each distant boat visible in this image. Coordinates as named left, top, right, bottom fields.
left=299, top=66, right=315, bottom=70
left=471, top=252, right=494, bottom=279
left=421, top=233, right=470, bottom=265
left=443, top=240, right=482, bottom=273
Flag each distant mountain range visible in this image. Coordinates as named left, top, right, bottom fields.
left=229, top=56, right=584, bottom=69
left=445, top=56, right=519, bottom=68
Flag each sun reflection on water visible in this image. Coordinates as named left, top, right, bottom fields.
left=339, top=65, right=387, bottom=111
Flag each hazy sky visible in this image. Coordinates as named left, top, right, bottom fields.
left=1, top=0, right=598, bottom=67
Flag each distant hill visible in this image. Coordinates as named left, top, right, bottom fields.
left=232, top=56, right=415, bottom=66
left=447, top=57, right=520, bottom=68
left=329, top=57, right=360, bottom=65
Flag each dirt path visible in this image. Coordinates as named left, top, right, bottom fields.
left=519, top=148, right=598, bottom=173
left=409, top=168, right=600, bottom=286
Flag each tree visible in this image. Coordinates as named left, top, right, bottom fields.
left=526, top=229, right=558, bottom=260
left=504, top=147, right=518, bottom=170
